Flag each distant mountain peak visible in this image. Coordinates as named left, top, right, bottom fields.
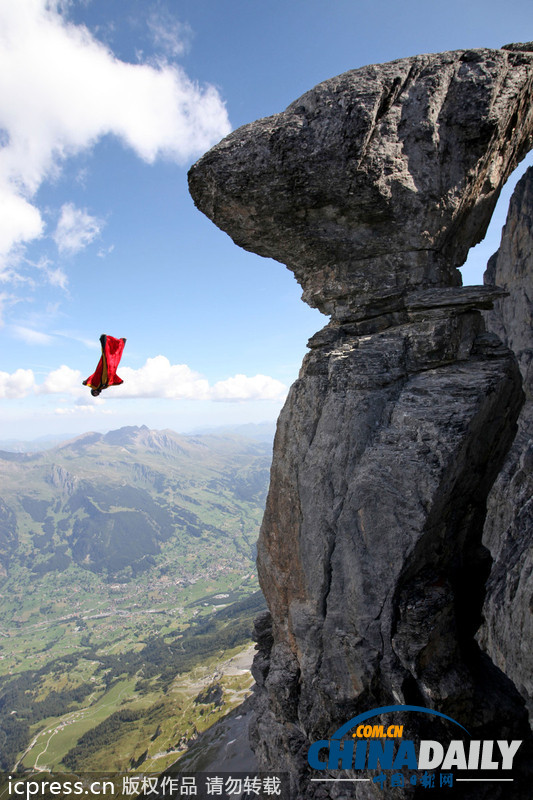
left=103, top=426, right=147, bottom=446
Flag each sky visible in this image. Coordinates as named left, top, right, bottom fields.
left=1, top=0, right=532, bottom=441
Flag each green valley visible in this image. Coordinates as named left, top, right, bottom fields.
left=0, top=426, right=271, bottom=772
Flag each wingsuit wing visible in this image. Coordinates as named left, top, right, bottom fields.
left=83, top=335, right=126, bottom=395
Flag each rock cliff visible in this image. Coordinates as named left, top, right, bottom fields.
left=480, top=166, right=533, bottom=725
left=188, top=45, right=533, bottom=798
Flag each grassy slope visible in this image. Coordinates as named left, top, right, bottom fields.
left=0, top=427, right=270, bottom=772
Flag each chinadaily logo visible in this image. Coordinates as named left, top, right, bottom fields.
left=307, top=705, right=522, bottom=791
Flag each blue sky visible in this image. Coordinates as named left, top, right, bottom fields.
left=1, top=0, right=532, bottom=440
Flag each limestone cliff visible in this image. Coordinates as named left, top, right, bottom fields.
left=188, top=45, right=533, bottom=798
left=480, top=166, right=533, bottom=724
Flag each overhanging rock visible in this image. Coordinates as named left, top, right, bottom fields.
left=188, top=44, right=533, bottom=798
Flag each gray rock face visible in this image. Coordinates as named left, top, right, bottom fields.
left=249, top=323, right=529, bottom=799
left=480, top=167, right=533, bottom=724
left=189, top=47, right=533, bottom=321
left=484, top=167, right=533, bottom=397
left=188, top=45, right=533, bottom=798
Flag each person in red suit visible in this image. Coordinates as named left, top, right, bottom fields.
left=83, top=335, right=126, bottom=397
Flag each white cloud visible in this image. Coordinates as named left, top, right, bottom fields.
left=11, top=325, right=55, bottom=345
left=53, top=203, right=102, bottom=255
left=147, top=12, right=192, bottom=58
left=30, top=257, right=68, bottom=289
left=45, top=265, right=68, bottom=289
left=0, top=185, right=44, bottom=257
left=52, top=330, right=99, bottom=349
left=0, top=292, right=16, bottom=325
left=0, top=0, right=231, bottom=265
left=97, top=244, right=114, bottom=259
left=39, top=364, right=83, bottom=395
left=119, top=356, right=211, bottom=400
left=211, top=373, right=288, bottom=402
left=6, top=356, right=287, bottom=405
left=118, top=356, right=287, bottom=402
left=0, top=368, right=36, bottom=398
left=55, top=403, right=112, bottom=416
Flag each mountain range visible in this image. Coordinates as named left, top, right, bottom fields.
left=0, top=424, right=271, bottom=580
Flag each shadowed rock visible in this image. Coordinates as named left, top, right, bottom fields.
left=480, top=166, right=533, bottom=726
left=189, top=44, right=533, bottom=799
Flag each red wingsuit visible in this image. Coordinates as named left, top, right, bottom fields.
left=83, top=335, right=126, bottom=397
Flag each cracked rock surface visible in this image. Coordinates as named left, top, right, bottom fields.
left=188, top=45, right=533, bottom=798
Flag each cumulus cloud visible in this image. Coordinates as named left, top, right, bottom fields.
left=32, top=355, right=286, bottom=402
left=39, top=364, right=83, bottom=395
left=0, top=0, right=231, bottom=265
left=119, top=356, right=210, bottom=400
left=3, top=356, right=287, bottom=405
left=53, top=203, right=103, bottom=255
left=0, top=368, right=36, bottom=398
left=0, top=186, right=44, bottom=258
left=119, top=357, right=287, bottom=402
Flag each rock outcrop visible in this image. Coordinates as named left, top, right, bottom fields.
left=480, top=166, right=533, bottom=724
left=188, top=45, right=533, bottom=798
left=189, top=46, right=533, bottom=323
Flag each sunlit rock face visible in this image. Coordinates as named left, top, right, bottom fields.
left=480, top=166, right=533, bottom=727
left=189, top=44, right=533, bottom=799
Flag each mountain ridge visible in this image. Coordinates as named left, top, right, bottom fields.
left=0, top=422, right=276, bottom=454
